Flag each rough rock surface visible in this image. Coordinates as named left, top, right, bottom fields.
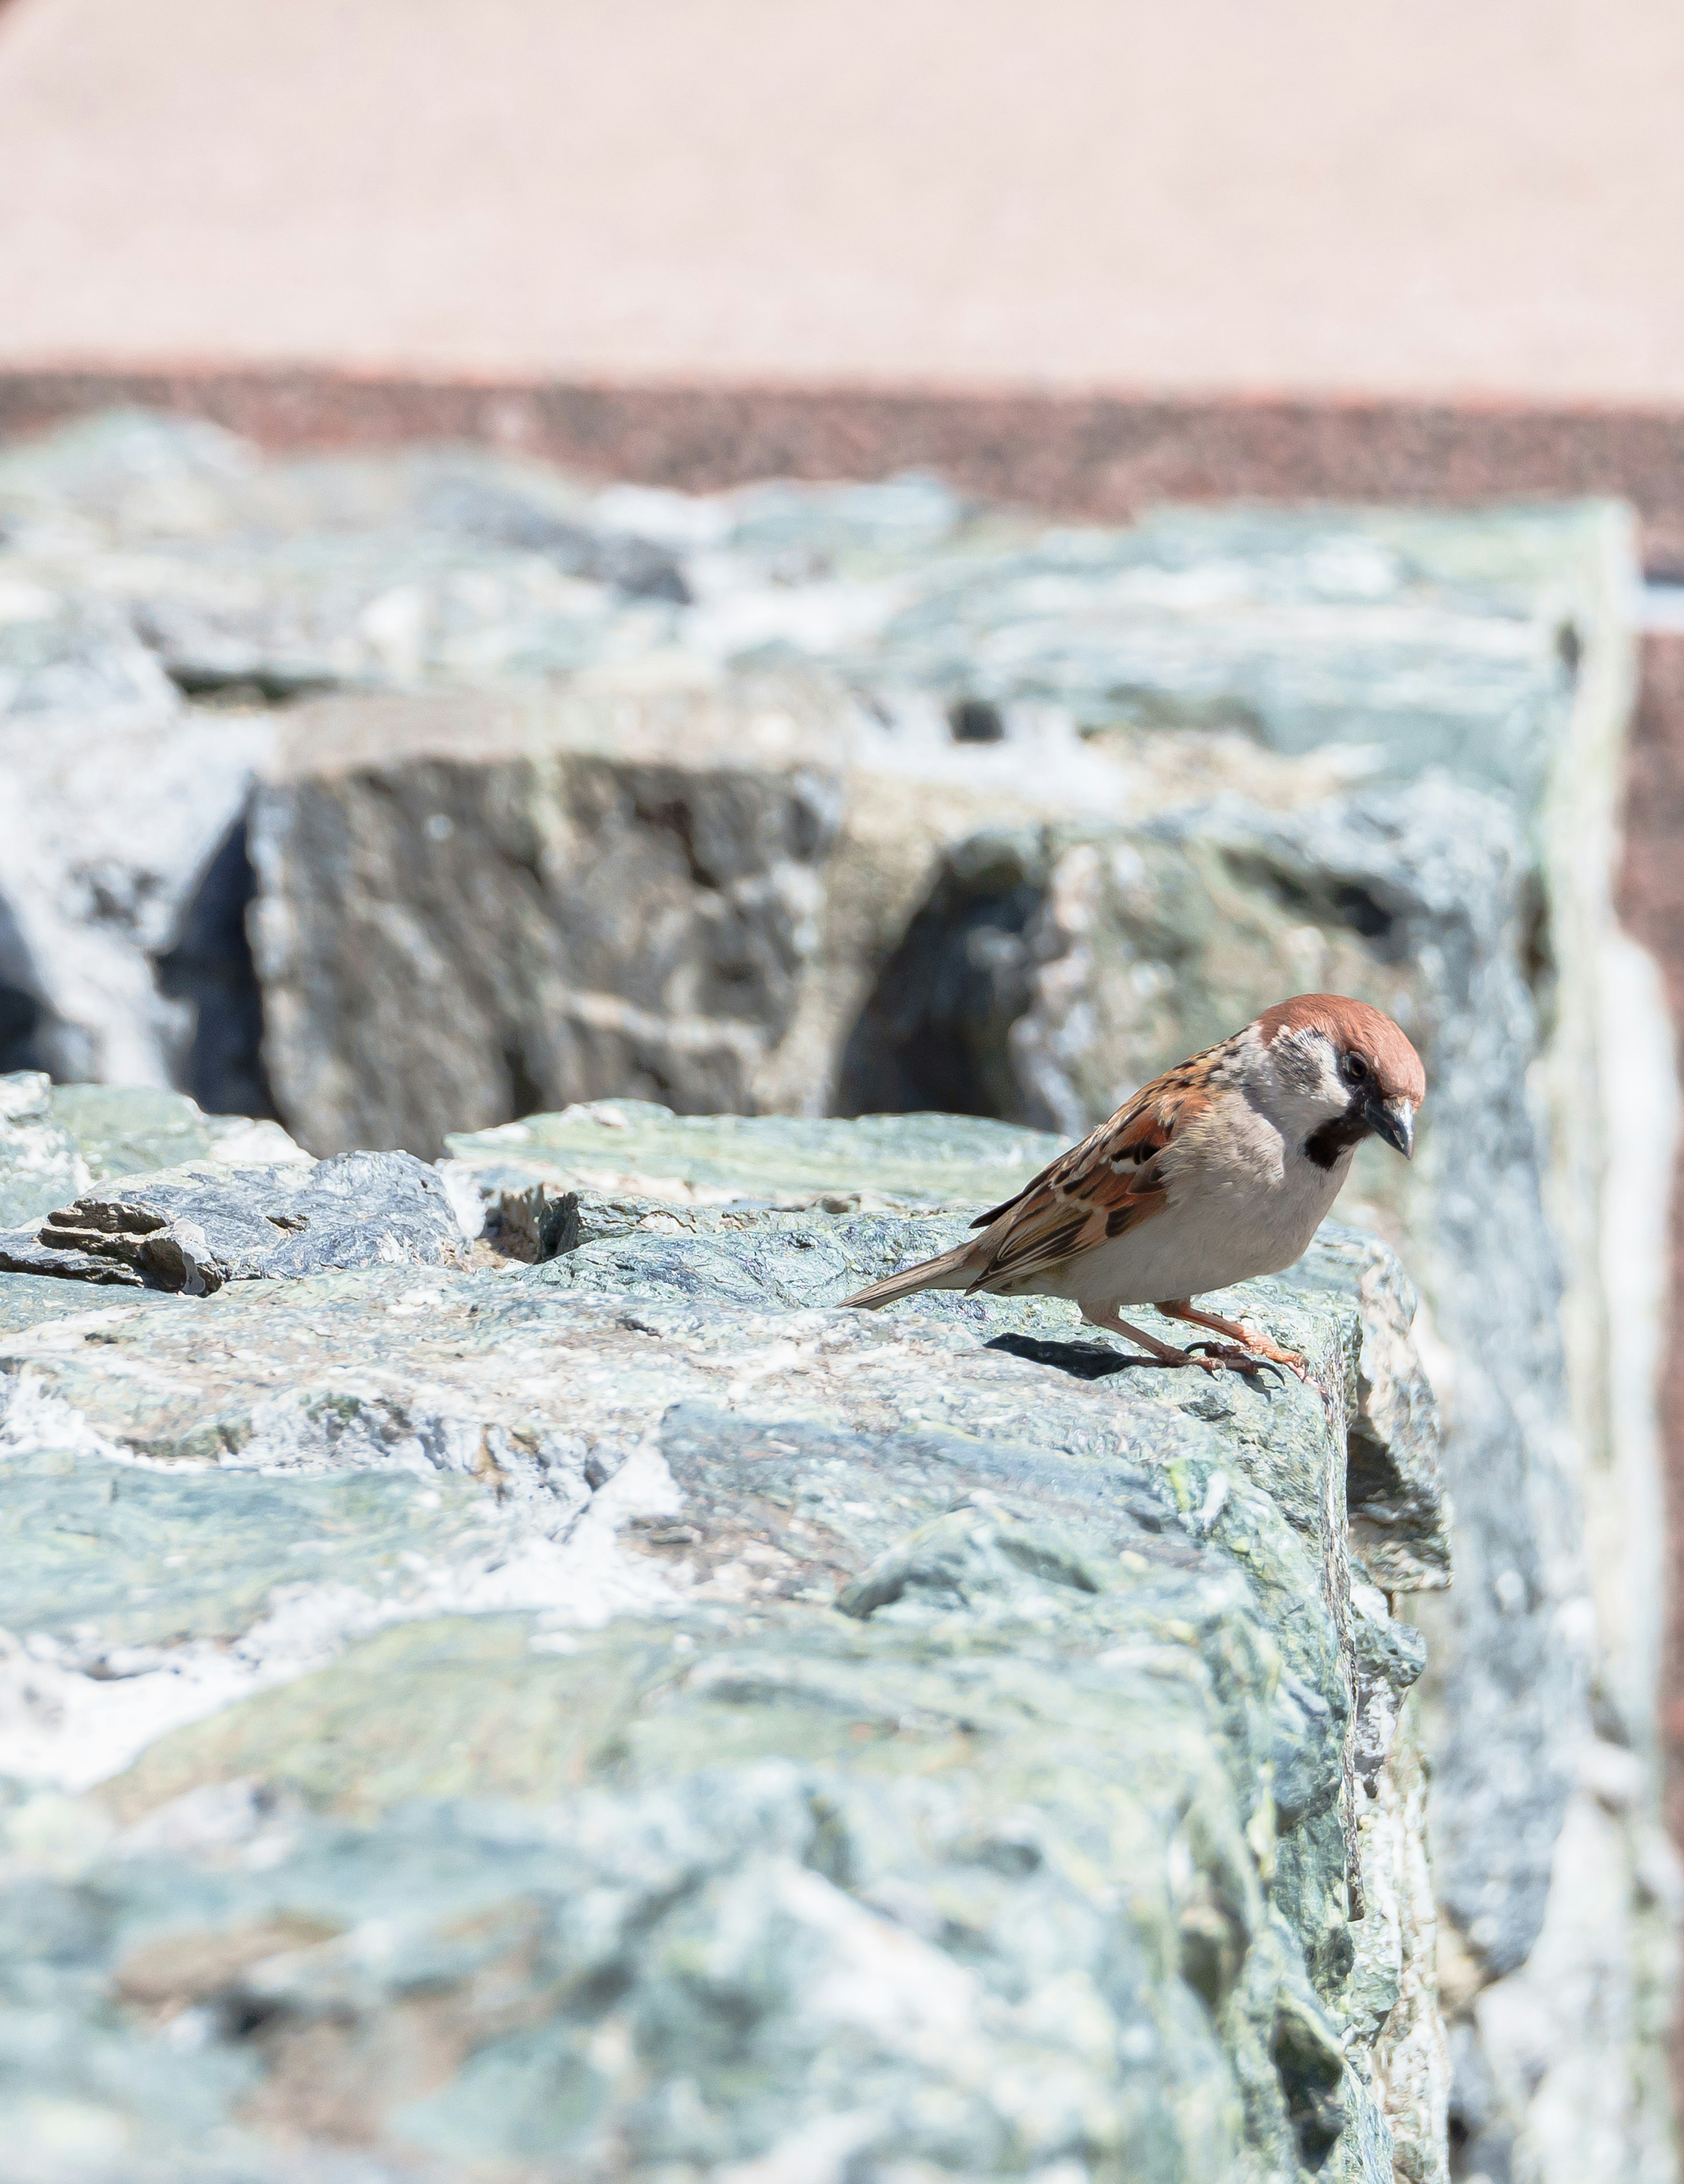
left=0, top=1149, right=463, bottom=1292
left=0, top=426, right=273, bottom=1091
left=0, top=1100, right=1444, bottom=2184
left=247, top=675, right=853, bottom=1156
left=0, top=1071, right=306, bottom=1231
left=0, top=409, right=1672, bottom=2180
left=238, top=495, right=1609, bottom=1164
left=0, top=412, right=1597, bottom=1147
left=442, top=1101, right=1070, bottom=1214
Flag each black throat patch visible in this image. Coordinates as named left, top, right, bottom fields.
left=1303, top=1106, right=1370, bottom=1171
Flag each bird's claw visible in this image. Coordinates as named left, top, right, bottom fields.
left=1182, top=1340, right=1286, bottom=1387
left=1231, top=1328, right=1309, bottom=1381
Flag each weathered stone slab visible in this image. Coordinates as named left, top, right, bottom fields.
left=0, top=418, right=697, bottom=697
left=445, top=1097, right=1066, bottom=1212
left=0, top=418, right=1602, bottom=814
left=0, top=1149, right=463, bottom=1293
left=0, top=1071, right=307, bottom=1230
left=0, top=1113, right=1445, bottom=2182
left=0, top=694, right=271, bottom=1091
left=237, top=504, right=1611, bottom=1161
left=247, top=673, right=865, bottom=1157
left=442, top=1110, right=1451, bottom=1608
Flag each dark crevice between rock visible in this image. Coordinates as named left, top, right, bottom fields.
left=1518, top=865, right=1559, bottom=1037
left=0, top=977, right=50, bottom=1076
left=1238, top=857, right=1403, bottom=955
left=837, top=843, right=1044, bottom=1118
left=1272, top=1997, right=1348, bottom=2171
left=161, top=667, right=339, bottom=707
left=838, top=823, right=1446, bottom=1131
left=220, top=1995, right=293, bottom=2043
left=1446, top=2024, right=1518, bottom=2184
left=154, top=816, right=278, bottom=1120
left=635, top=795, right=717, bottom=889
left=949, top=696, right=1006, bottom=743
left=0, top=885, right=47, bottom=1074
left=502, top=1040, right=545, bottom=1123
left=0, top=888, right=89, bottom=1079
left=483, top=1183, right=580, bottom=1263
left=1178, top=1893, right=1249, bottom=2013
left=1346, top=1428, right=1408, bottom=1515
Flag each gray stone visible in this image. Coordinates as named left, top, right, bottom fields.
left=0, top=419, right=281, bottom=1091
left=0, top=418, right=1598, bottom=813
left=446, top=1098, right=1066, bottom=1212
left=0, top=408, right=260, bottom=547
left=246, top=674, right=1349, bottom=1166
left=0, top=1150, right=463, bottom=1293
left=850, top=504, right=1587, bottom=807
left=0, top=598, right=176, bottom=729
left=247, top=674, right=856, bottom=1158
left=228, top=501, right=1615, bottom=1165
left=217, top=482, right=1631, bottom=2159
left=819, top=764, right=1589, bottom=1990
left=0, top=1113, right=1443, bottom=2182
left=1289, top=1228, right=1448, bottom=1598
left=0, top=678, right=271, bottom=1091
left=0, top=1071, right=307, bottom=1231
left=0, top=420, right=696, bottom=701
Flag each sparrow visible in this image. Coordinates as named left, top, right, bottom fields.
left=841, top=994, right=1424, bottom=1376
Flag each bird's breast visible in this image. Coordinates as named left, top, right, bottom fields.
left=1054, top=1110, right=1352, bottom=1306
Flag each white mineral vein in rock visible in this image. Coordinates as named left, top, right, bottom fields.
left=0, top=1427, right=681, bottom=1791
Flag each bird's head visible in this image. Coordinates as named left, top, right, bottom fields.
left=1254, top=994, right=1426, bottom=1164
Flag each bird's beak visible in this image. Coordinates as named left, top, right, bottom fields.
left=1366, top=1093, right=1415, bottom=1160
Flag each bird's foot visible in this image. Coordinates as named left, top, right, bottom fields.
left=1078, top=1305, right=1284, bottom=1379
left=1154, top=1302, right=1309, bottom=1381
left=1181, top=1340, right=1286, bottom=1385
left=1237, top=1332, right=1308, bottom=1381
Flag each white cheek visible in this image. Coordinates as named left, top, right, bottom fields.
left=1274, top=1037, right=1342, bottom=1107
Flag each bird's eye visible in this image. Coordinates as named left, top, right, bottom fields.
left=1343, top=1053, right=1369, bottom=1084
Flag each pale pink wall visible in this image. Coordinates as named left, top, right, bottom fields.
left=1, top=0, right=1681, bottom=401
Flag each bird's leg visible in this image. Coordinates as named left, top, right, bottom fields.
left=1155, top=1300, right=1307, bottom=1380
left=1079, top=1301, right=1242, bottom=1374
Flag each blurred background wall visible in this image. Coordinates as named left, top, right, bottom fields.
left=6, top=0, right=1684, bottom=549
left=0, top=0, right=1681, bottom=400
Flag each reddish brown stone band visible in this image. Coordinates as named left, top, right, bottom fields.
left=1618, top=636, right=1684, bottom=1851
left=6, top=364, right=1684, bottom=569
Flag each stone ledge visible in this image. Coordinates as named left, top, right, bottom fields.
left=0, top=1096, right=1444, bottom=2182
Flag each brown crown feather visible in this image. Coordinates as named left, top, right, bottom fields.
left=1254, top=993, right=1426, bottom=1104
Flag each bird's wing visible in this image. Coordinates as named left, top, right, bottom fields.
left=964, top=1070, right=1211, bottom=1292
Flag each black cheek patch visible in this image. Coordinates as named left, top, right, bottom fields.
left=1304, top=1110, right=1370, bottom=1171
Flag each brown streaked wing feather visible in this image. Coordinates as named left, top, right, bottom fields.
left=964, top=1072, right=1213, bottom=1292
left=969, top=1037, right=1233, bottom=1231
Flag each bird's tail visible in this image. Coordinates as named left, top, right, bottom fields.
left=839, top=1241, right=978, bottom=1310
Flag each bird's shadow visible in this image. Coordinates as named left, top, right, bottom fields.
left=985, top=1331, right=1281, bottom=1392
left=985, top=1332, right=1161, bottom=1381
